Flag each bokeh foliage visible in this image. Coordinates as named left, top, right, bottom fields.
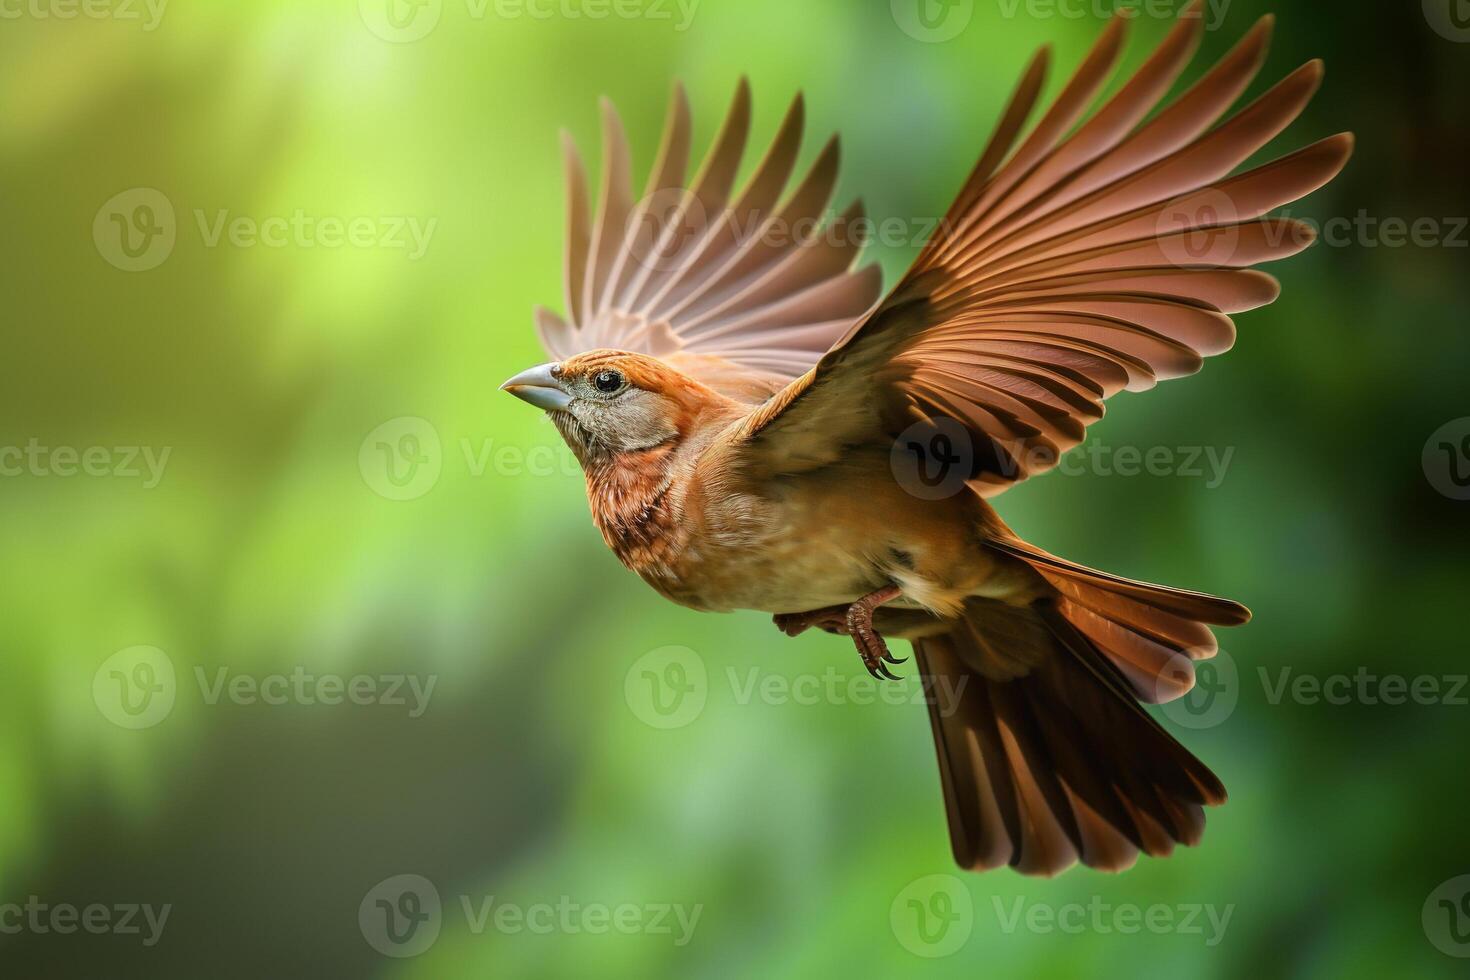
left=1, top=0, right=1467, bottom=977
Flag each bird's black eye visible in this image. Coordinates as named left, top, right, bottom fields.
left=593, top=370, right=624, bottom=394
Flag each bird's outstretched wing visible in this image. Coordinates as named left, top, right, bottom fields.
left=537, top=80, right=883, bottom=403
left=735, top=6, right=1351, bottom=493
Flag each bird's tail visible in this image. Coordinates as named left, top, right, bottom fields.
left=989, top=537, right=1251, bottom=703
left=913, top=540, right=1248, bottom=875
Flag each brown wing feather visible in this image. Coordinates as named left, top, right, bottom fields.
left=538, top=81, right=882, bottom=402
left=736, top=5, right=1351, bottom=494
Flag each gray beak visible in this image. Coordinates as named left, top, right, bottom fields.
left=501, top=362, right=572, bottom=412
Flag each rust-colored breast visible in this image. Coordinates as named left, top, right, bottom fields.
left=585, top=445, right=690, bottom=589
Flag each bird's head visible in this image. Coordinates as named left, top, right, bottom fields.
left=501, top=349, right=728, bottom=468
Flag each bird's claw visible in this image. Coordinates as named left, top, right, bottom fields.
left=776, top=586, right=906, bottom=681
left=846, top=585, right=905, bottom=682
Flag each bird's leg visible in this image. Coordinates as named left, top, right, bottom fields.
left=773, top=605, right=852, bottom=638
left=846, top=585, right=905, bottom=681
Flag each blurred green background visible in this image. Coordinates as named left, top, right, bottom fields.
left=2, top=0, right=1468, bottom=976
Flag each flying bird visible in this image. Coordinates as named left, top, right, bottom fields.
left=503, top=5, right=1351, bottom=875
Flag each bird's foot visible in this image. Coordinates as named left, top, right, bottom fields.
left=846, top=585, right=905, bottom=680
left=774, top=587, right=907, bottom=680
left=773, top=605, right=851, bottom=638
